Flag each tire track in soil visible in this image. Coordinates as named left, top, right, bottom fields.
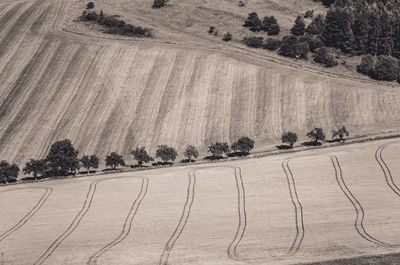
left=87, top=177, right=149, bottom=265
left=159, top=166, right=247, bottom=264
left=329, top=155, right=393, bottom=248
left=375, top=143, right=400, bottom=197
left=0, top=187, right=53, bottom=242
left=33, top=176, right=148, bottom=265
left=281, top=159, right=305, bottom=254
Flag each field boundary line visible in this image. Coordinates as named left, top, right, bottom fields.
left=375, top=143, right=400, bottom=197
left=159, top=170, right=196, bottom=265
left=33, top=175, right=146, bottom=265
left=329, top=155, right=392, bottom=247
left=0, top=187, right=52, bottom=242
left=87, top=177, right=149, bottom=265
left=281, top=159, right=305, bottom=254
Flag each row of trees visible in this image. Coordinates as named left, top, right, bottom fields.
left=281, top=126, right=349, bottom=148
left=243, top=12, right=280, bottom=35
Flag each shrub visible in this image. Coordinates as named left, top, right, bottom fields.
left=156, top=145, right=178, bottom=163
left=46, top=139, right=79, bottom=176
left=105, top=152, right=125, bottom=169
left=0, top=161, right=19, bottom=184
left=291, top=16, right=306, bottom=36
left=373, top=55, right=399, bottom=81
left=281, top=132, right=298, bottom=148
left=208, top=26, right=215, bottom=34
left=304, top=10, right=314, bottom=18
left=131, top=147, right=153, bottom=166
left=357, top=54, right=375, bottom=76
left=231, top=136, right=255, bottom=154
left=307, top=37, right=324, bottom=52
left=208, top=142, right=230, bottom=158
left=184, top=145, right=199, bottom=162
left=332, top=126, right=349, bottom=143
left=306, top=128, right=326, bottom=144
left=86, top=2, right=95, bottom=9
left=23, top=159, right=48, bottom=180
left=264, top=38, right=281, bottom=51
left=238, top=1, right=245, bottom=7
left=314, top=47, right=338, bottom=67
left=243, top=37, right=264, bottom=48
left=223, top=32, right=233, bottom=41
left=152, top=0, right=168, bottom=8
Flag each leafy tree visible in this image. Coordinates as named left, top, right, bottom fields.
left=231, top=136, right=255, bottom=154
left=184, top=145, right=199, bottom=162
left=306, top=14, right=325, bottom=35
left=314, top=47, right=338, bottom=67
left=46, top=139, right=79, bottom=176
left=373, top=55, right=400, bottom=81
left=156, top=145, right=178, bottom=163
left=243, top=37, right=264, bottom=48
left=279, top=35, right=298, bottom=58
left=306, top=128, right=326, bottom=144
left=86, top=2, right=95, bottom=9
left=105, top=152, right=125, bottom=169
left=291, top=16, right=306, bottom=36
left=152, top=0, right=168, bottom=8
left=0, top=161, right=19, bottom=183
left=264, top=38, right=281, bottom=50
left=208, top=142, right=230, bottom=158
left=80, top=155, right=99, bottom=174
left=223, top=32, right=233, bottom=41
left=281, top=132, right=298, bottom=148
left=332, top=126, right=349, bottom=143
left=23, top=159, right=48, bottom=180
left=131, top=147, right=153, bottom=166
left=243, top=12, right=262, bottom=32
left=357, top=54, right=375, bottom=76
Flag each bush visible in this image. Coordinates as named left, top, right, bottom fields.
left=152, top=0, right=168, bottom=8
left=184, top=145, right=199, bottom=162
left=281, top=132, right=298, bottom=148
left=373, top=55, right=400, bottom=81
left=208, top=142, right=230, bottom=158
left=131, top=147, right=153, bottom=166
left=314, top=47, right=338, bottom=67
left=264, top=38, right=281, bottom=51
left=357, top=54, right=375, bottom=76
left=105, top=152, right=125, bottom=169
left=291, top=16, right=306, bottom=36
left=156, top=145, right=178, bottom=163
left=243, top=37, right=264, bottom=48
left=0, top=161, right=19, bottom=184
left=208, top=26, right=215, bottom=34
left=223, top=32, right=233, bottom=41
left=86, top=2, right=94, bottom=9
left=304, top=10, right=314, bottom=18
left=231, top=136, right=255, bottom=154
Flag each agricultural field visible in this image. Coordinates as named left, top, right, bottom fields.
left=0, top=0, right=399, bottom=167
left=0, top=139, right=399, bottom=265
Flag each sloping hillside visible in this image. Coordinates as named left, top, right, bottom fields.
left=0, top=0, right=399, bottom=166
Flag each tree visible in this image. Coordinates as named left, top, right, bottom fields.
left=80, top=155, right=99, bottom=174
left=156, top=145, right=178, bottom=163
left=208, top=142, right=230, bottom=158
left=322, top=7, right=354, bottom=53
left=223, top=32, right=233, bottom=41
left=105, top=152, right=125, bottom=169
left=131, top=147, right=153, bottom=166
left=86, top=2, right=95, bottom=9
left=23, top=159, right=47, bottom=180
left=313, top=47, right=338, bottom=67
left=243, top=12, right=262, bottom=32
left=332, top=126, right=349, bottom=143
left=295, top=41, right=310, bottom=59
left=281, top=132, right=298, bottom=148
left=231, top=136, right=255, bottom=154
left=0, top=161, right=19, bottom=184
left=306, top=128, right=326, bottom=144
left=262, top=16, right=278, bottom=33
left=373, top=55, right=399, bottom=81
left=291, top=16, right=306, bottom=36
left=279, top=35, right=298, bottom=58
left=243, top=37, right=264, bottom=48
left=46, top=139, right=79, bottom=176
left=357, top=54, right=375, bottom=76
left=306, top=14, right=325, bottom=35
left=264, top=38, right=281, bottom=51
left=184, top=145, right=199, bottom=162
left=152, top=0, right=168, bottom=8
left=268, top=23, right=280, bottom=35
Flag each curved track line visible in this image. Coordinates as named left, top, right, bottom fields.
left=330, top=155, right=392, bottom=247
left=376, top=144, right=400, bottom=197
left=87, top=177, right=149, bottom=265
left=0, top=187, right=52, bottom=242
left=159, top=170, right=196, bottom=265
left=34, top=176, right=147, bottom=265
left=281, top=159, right=305, bottom=254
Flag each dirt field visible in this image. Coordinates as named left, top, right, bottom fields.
left=0, top=0, right=399, bottom=167
left=0, top=139, right=399, bottom=265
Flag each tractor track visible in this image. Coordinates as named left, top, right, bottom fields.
left=33, top=175, right=148, bottom=265
left=375, top=143, right=400, bottom=197
left=0, top=187, right=52, bottom=242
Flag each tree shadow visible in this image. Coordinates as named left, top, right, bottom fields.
left=204, top=155, right=224, bottom=161
left=301, top=141, right=322, bottom=146
left=180, top=159, right=196, bottom=163
left=276, top=145, right=293, bottom=150
left=227, top=152, right=248, bottom=157
left=130, top=164, right=149, bottom=168
left=152, top=162, right=173, bottom=166
left=78, top=170, right=97, bottom=174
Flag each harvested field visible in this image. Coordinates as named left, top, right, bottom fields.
left=1, top=139, right=399, bottom=264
